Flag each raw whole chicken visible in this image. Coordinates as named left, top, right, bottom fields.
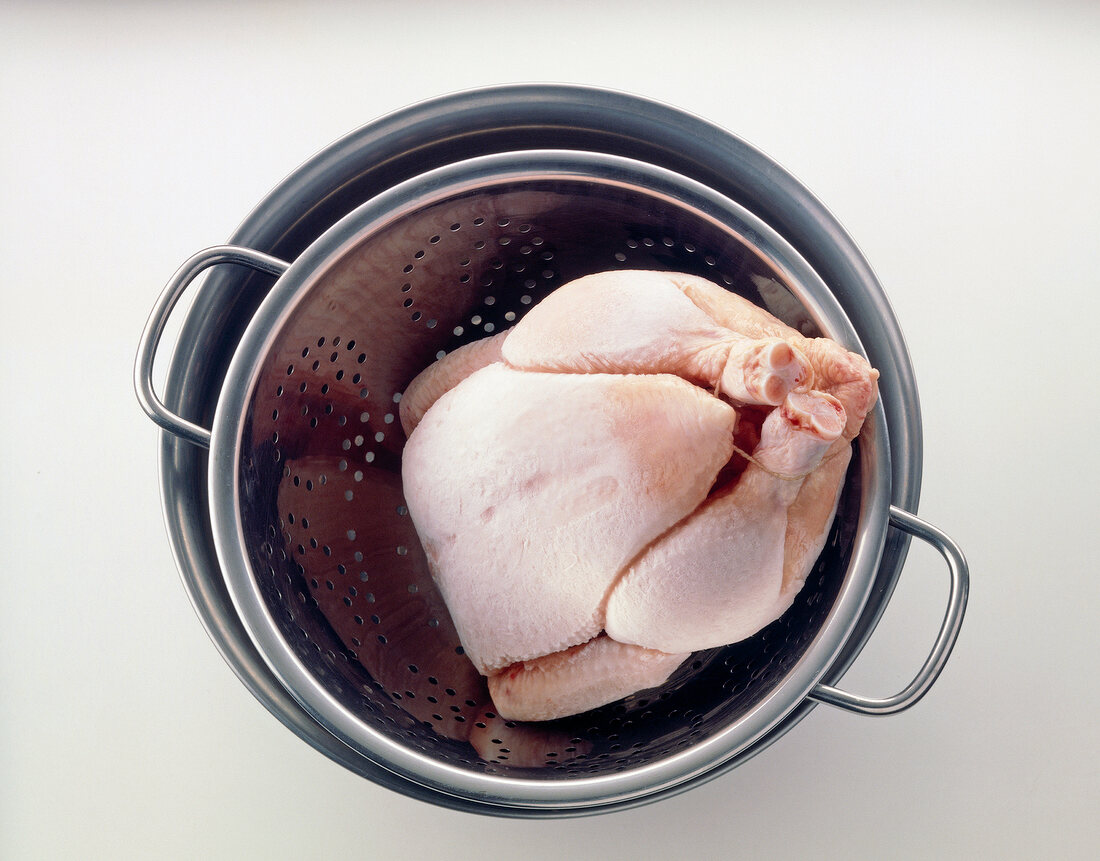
left=400, top=270, right=878, bottom=722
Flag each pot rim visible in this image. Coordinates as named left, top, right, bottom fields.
left=207, top=148, right=892, bottom=810
left=153, top=83, right=924, bottom=816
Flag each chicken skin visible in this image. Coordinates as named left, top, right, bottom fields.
left=400, top=270, right=877, bottom=722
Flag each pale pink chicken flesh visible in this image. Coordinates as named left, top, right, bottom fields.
left=399, top=270, right=878, bottom=723
left=401, top=363, right=736, bottom=676
left=604, top=390, right=845, bottom=655
left=488, top=635, right=690, bottom=724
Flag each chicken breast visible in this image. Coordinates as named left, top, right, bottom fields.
left=401, top=363, right=736, bottom=675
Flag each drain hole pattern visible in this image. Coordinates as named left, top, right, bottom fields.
left=395, top=217, right=561, bottom=364
left=235, top=192, right=856, bottom=777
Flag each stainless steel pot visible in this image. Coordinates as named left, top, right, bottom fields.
left=135, top=86, right=967, bottom=816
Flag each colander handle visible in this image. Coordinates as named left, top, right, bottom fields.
left=807, top=505, right=969, bottom=716
left=135, top=245, right=290, bottom=448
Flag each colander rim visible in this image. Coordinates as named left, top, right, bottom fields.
left=206, top=147, right=891, bottom=810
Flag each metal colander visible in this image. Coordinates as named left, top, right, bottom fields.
left=137, top=91, right=967, bottom=816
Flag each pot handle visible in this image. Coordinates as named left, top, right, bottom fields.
left=808, top=505, right=968, bottom=715
left=134, top=245, right=290, bottom=449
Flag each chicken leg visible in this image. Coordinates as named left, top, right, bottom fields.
left=667, top=271, right=878, bottom=439
left=604, top=390, right=846, bottom=655
left=502, top=270, right=813, bottom=406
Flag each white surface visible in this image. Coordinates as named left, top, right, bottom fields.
left=2, top=2, right=1097, bottom=858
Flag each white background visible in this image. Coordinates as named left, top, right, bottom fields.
left=2, top=2, right=1097, bottom=858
